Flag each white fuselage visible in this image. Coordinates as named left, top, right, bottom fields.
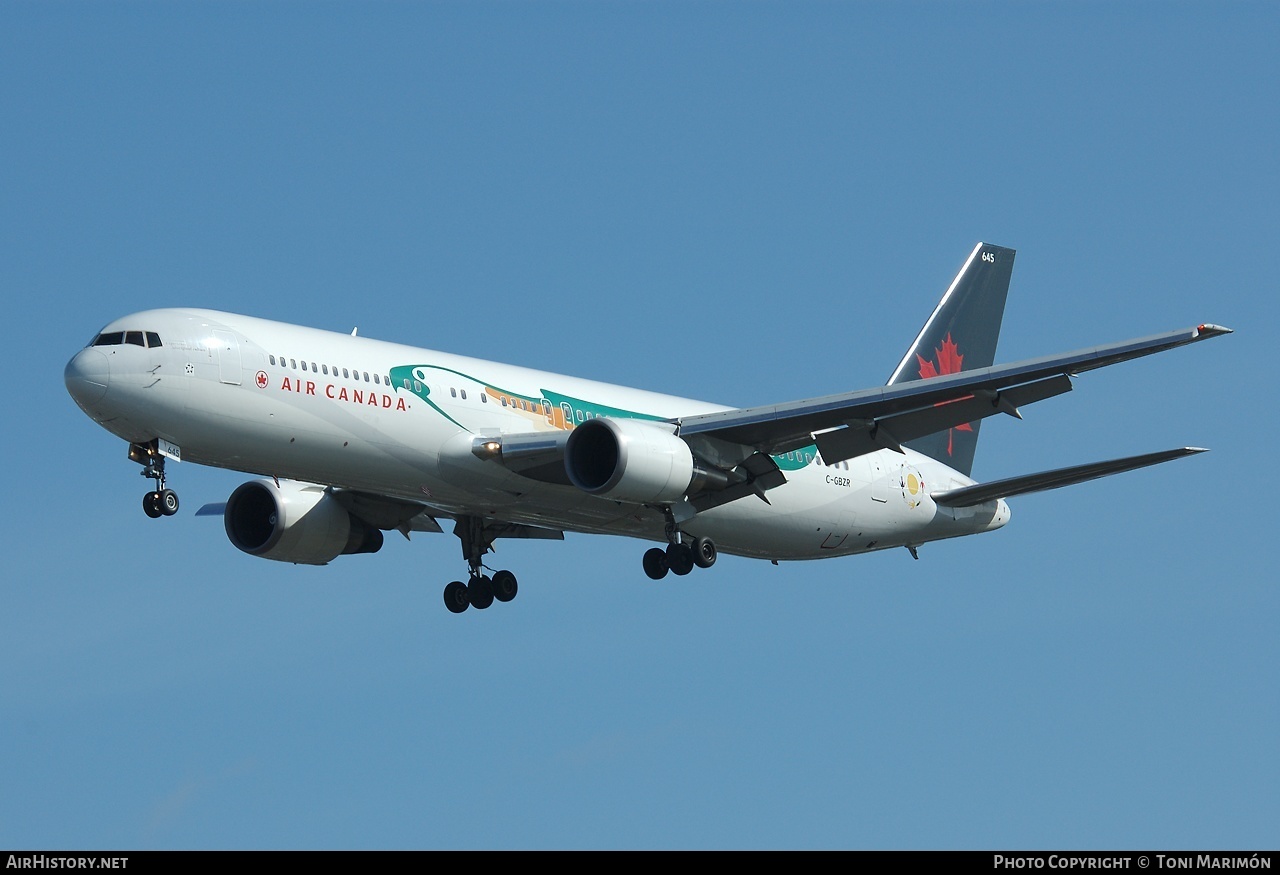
left=65, top=308, right=1009, bottom=561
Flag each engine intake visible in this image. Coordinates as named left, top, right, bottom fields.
left=224, top=479, right=384, bottom=565
left=565, top=418, right=697, bottom=504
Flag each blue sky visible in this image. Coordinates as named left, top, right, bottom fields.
left=2, top=1, right=1275, bottom=850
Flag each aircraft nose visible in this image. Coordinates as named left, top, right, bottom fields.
left=65, top=347, right=110, bottom=407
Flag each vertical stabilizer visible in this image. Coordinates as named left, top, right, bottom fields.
left=886, top=242, right=1015, bottom=476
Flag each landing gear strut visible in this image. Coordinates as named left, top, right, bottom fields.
left=130, top=441, right=179, bottom=518
left=642, top=508, right=716, bottom=580
left=441, top=516, right=519, bottom=614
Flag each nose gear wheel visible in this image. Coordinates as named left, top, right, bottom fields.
left=130, top=441, right=180, bottom=520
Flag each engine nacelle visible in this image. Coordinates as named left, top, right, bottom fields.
left=565, top=417, right=695, bottom=504
left=223, top=479, right=384, bottom=565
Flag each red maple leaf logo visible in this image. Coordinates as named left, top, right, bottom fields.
left=915, top=332, right=972, bottom=457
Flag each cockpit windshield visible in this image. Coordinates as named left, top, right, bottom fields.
left=91, top=331, right=163, bottom=348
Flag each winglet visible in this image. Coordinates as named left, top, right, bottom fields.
left=1196, top=323, right=1232, bottom=338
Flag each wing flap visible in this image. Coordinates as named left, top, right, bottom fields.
left=466, top=520, right=565, bottom=541
left=931, top=447, right=1207, bottom=507
left=677, top=324, right=1230, bottom=455
left=815, top=373, right=1073, bottom=464
left=331, top=489, right=445, bottom=532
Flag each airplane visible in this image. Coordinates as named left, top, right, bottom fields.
left=64, top=243, right=1230, bottom=613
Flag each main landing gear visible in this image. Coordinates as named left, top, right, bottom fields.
left=443, top=569, right=517, bottom=614
left=442, top=516, right=519, bottom=614
left=130, top=441, right=179, bottom=519
left=642, top=511, right=717, bottom=580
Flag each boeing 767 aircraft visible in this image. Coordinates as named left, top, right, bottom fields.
left=64, top=243, right=1230, bottom=613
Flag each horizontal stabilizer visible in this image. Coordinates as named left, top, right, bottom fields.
left=195, top=502, right=226, bottom=516
left=931, top=447, right=1207, bottom=507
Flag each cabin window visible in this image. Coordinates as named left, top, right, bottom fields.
left=501, top=396, right=508, bottom=407
left=450, top=388, right=457, bottom=398
left=576, top=410, right=585, bottom=422
left=414, top=380, right=422, bottom=392
left=460, top=389, right=467, bottom=400
left=480, top=394, right=487, bottom=403
left=363, top=371, right=369, bottom=382
left=146, top=332, right=162, bottom=348
left=373, top=373, right=380, bottom=385
left=290, top=359, right=297, bottom=369
left=125, top=331, right=144, bottom=347
left=269, top=355, right=276, bottom=366
left=322, top=364, right=329, bottom=375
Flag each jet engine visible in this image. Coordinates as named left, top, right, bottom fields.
left=223, top=479, right=384, bottom=565
left=565, top=417, right=700, bottom=504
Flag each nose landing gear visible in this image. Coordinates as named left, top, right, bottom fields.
left=130, top=441, right=179, bottom=518
left=142, top=487, right=180, bottom=518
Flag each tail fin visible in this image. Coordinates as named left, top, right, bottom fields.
left=886, top=242, right=1016, bottom=476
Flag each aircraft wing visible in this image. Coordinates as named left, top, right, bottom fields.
left=327, top=490, right=564, bottom=541
left=198, top=488, right=564, bottom=540
left=930, top=447, right=1207, bottom=507
left=675, top=324, right=1231, bottom=463
left=196, top=490, right=447, bottom=533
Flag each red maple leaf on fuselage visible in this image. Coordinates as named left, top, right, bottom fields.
left=915, top=332, right=972, bottom=457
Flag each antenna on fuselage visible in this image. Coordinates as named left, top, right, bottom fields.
left=351, top=327, right=358, bottom=336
